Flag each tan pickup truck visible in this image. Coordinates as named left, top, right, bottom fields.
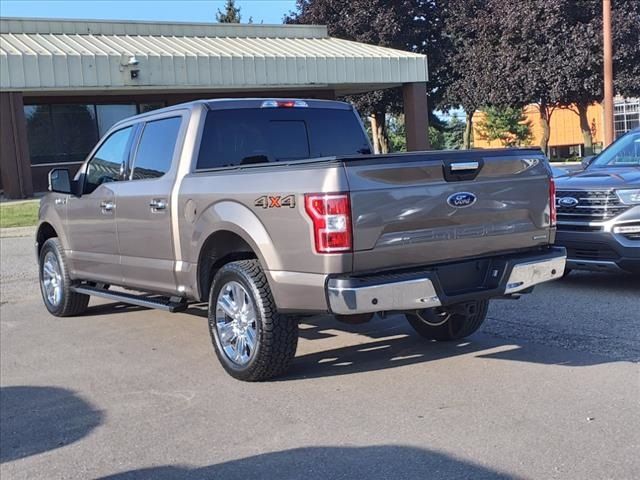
left=37, top=99, right=566, bottom=381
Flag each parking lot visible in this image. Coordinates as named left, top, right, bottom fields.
left=1, top=229, right=639, bottom=480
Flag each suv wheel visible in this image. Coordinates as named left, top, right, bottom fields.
left=405, top=300, right=489, bottom=341
left=208, top=259, right=298, bottom=381
left=39, top=238, right=89, bottom=316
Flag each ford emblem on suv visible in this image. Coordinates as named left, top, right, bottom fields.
left=447, top=192, right=477, bottom=208
left=558, top=197, right=579, bottom=207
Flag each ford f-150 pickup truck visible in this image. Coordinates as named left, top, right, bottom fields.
left=37, top=98, right=566, bottom=381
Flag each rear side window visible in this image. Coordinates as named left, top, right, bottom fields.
left=132, top=116, right=182, bottom=180
left=196, top=108, right=371, bottom=169
left=84, top=126, right=133, bottom=194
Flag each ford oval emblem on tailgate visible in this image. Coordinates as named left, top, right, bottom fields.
left=447, top=192, right=477, bottom=208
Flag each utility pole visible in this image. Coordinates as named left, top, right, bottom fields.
left=603, top=0, right=614, bottom=146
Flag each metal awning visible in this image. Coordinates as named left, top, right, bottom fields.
left=0, top=18, right=428, bottom=94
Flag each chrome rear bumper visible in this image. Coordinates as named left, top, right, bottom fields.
left=327, top=248, right=566, bottom=315
left=503, top=254, right=567, bottom=294
left=327, top=277, right=442, bottom=315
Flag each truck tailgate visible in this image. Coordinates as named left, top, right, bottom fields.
left=345, top=150, right=554, bottom=271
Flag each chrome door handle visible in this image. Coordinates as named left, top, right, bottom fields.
left=55, top=197, right=67, bottom=206
left=450, top=161, right=479, bottom=171
left=149, top=199, right=167, bottom=211
left=100, top=200, right=115, bottom=212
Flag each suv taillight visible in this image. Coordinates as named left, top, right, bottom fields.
left=304, top=193, right=352, bottom=253
left=549, top=177, right=557, bottom=226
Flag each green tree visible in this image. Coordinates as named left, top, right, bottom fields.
left=286, top=0, right=444, bottom=153
left=438, top=0, right=503, bottom=149
left=440, top=0, right=640, bottom=155
left=477, top=107, right=532, bottom=147
left=387, top=115, right=406, bottom=153
left=443, top=114, right=466, bottom=150
left=216, top=0, right=252, bottom=23
left=561, top=0, right=640, bottom=155
left=387, top=114, right=449, bottom=152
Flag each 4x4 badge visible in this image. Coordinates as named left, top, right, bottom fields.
left=254, top=195, right=296, bottom=209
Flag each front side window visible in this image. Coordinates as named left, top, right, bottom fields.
left=84, top=127, right=133, bottom=194
left=131, top=117, right=182, bottom=180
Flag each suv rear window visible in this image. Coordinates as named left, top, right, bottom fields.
left=196, top=108, right=371, bottom=170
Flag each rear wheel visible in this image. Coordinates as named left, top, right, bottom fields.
left=405, top=300, right=489, bottom=341
left=39, top=238, right=89, bottom=317
left=208, top=259, right=298, bottom=381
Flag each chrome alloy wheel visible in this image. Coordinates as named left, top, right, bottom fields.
left=414, top=308, right=450, bottom=327
left=42, top=251, right=63, bottom=307
left=215, top=281, right=258, bottom=366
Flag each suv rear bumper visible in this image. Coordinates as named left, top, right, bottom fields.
left=326, top=247, right=566, bottom=315
left=556, top=229, right=640, bottom=274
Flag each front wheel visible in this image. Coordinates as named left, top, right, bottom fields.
left=39, top=238, right=89, bottom=317
left=405, top=300, right=489, bottom=341
left=208, top=259, right=298, bottom=381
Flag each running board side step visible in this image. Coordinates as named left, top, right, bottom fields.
left=71, top=286, right=188, bottom=313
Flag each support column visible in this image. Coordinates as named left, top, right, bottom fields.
left=0, top=92, right=33, bottom=198
left=602, top=0, right=614, bottom=146
left=402, top=82, right=430, bottom=151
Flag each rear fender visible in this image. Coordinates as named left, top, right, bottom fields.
left=191, top=200, right=283, bottom=272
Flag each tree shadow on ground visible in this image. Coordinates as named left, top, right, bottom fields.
left=97, top=445, right=517, bottom=480
left=0, top=386, right=103, bottom=463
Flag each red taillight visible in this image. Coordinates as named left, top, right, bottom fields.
left=549, top=177, right=557, bottom=226
left=304, top=193, right=352, bottom=253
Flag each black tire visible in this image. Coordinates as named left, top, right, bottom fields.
left=39, top=238, right=89, bottom=317
left=405, top=300, right=489, bottom=341
left=207, top=259, right=298, bottom=381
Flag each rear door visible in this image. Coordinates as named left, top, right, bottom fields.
left=115, top=114, right=185, bottom=294
left=346, top=150, right=553, bottom=271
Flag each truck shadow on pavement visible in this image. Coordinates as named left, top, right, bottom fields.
left=280, top=314, right=633, bottom=381
left=0, top=386, right=103, bottom=463
left=97, top=445, right=516, bottom=480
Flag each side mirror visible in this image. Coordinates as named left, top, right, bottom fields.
left=48, top=168, right=72, bottom=194
left=581, top=156, right=595, bottom=169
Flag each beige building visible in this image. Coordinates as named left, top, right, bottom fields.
left=0, top=17, right=430, bottom=198
left=473, top=98, right=639, bottom=158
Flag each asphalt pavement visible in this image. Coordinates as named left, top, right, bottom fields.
left=1, top=230, right=639, bottom=480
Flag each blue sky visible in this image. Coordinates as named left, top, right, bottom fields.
left=0, top=0, right=297, bottom=24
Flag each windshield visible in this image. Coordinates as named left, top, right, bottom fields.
left=591, top=131, right=640, bottom=168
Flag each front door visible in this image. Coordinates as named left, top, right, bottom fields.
left=65, top=126, right=135, bottom=285
left=115, top=115, right=184, bottom=294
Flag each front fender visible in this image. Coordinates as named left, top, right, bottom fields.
left=36, top=194, right=69, bottom=253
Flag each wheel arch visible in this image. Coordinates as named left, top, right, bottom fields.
left=189, top=200, right=283, bottom=301
left=36, top=222, right=58, bottom=256
left=196, top=230, right=260, bottom=301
